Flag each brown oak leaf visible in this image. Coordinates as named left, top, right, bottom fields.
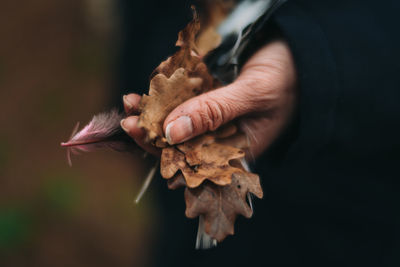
left=195, top=0, right=235, bottom=56
left=63, top=2, right=265, bottom=248
left=185, top=172, right=263, bottom=242
left=139, top=8, right=218, bottom=145
left=151, top=7, right=202, bottom=78
left=161, top=134, right=246, bottom=188
left=175, top=7, right=200, bottom=50
left=138, top=68, right=203, bottom=146
left=216, top=130, right=250, bottom=150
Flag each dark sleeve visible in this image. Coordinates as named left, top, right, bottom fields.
left=151, top=1, right=400, bottom=266
left=251, top=1, right=400, bottom=265
left=270, top=0, right=400, bottom=158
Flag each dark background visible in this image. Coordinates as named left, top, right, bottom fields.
left=2, top=0, right=400, bottom=266
left=0, top=0, right=196, bottom=266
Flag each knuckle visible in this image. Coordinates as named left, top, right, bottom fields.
left=238, top=78, right=280, bottom=110
left=196, top=97, right=226, bottom=132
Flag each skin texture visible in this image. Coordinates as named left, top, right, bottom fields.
left=121, top=39, right=297, bottom=160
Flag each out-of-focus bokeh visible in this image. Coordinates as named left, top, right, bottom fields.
left=0, top=1, right=163, bottom=266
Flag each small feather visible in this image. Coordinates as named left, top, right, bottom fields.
left=134, top=159, right=159, bottom=204
left=61, top=109, right=137, bottom=165
left=196, top=215, right=217, bottom=250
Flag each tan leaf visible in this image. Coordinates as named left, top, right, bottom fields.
left=160, top=134, right=246, bottom=188
left=216, top=131, right=250, bottom=150
left=176, top=6, right=200, bottom=50
left=139, top=8, right=217, bottom=145
left=160, top=147, right=186, bottom=178
left=195, top=0, right=236, bottom=56
left=195, top=26, right=221, bottom=56
left=135, top=3, right=264, bottom=246
left=151, top=7, right=202, bottom=78
left=185, top=172, right=263, bottom=242
left=151, top=48, right=200, bottom=80
left=213, top=124, right=251, bottom=151
left=211, top=123, right=238, bottom=139
left=197, top=0, right=236, bottom=29
left=138, top=68, right=203, bottom=146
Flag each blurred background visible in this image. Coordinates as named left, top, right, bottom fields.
left=0, top=0, right=195, bottom=266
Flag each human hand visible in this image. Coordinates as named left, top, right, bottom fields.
left=121, top=39, right=297, bottom=159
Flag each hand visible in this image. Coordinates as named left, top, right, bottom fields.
left=121, top=39, right=297, bottom=159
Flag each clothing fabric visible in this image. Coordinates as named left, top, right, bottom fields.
left=119, top=0, right=400, bottom=266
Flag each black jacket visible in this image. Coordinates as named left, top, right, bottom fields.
left=118, top=0, right=400, bottom=266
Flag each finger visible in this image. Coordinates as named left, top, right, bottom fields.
left=120, top=116, right=161, bottom=157
left=163, top=79, right=272, bottom=145
left=123, top=94, right=142, bottom=115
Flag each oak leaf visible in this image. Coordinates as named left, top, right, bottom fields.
left=62, top=3, right=265, bottom=248
left=161, top=133, right=246, bottom=188
left=185, top=171, right=263, bottom=242
left=138, top=68, right=203, bottom=146
left=139, top=8, right=217, bottom=145
left=195, top=0, right=235, bottom=56
left=151, top=7, right=202, bottom=78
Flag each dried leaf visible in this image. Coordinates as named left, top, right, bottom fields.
left=151, top=7, right=201, bottom=78
left=160, top=147, right=186, bottom=178
left=217, top=130, right=250, bottom=150
left=185, top=171, right=263, bottom=242
left=195, top=0, right=235, bottom=56
left=161, top=124, right=252, bottom=188
left=195, top=27, right=222, bottom=56
left=213, top=124, right=251, bottom=150
left=139, top=7, right=220, bottom=145
left=152, top=44, right=198, bottom=80
left=177, top=135, right=245, bottom=171
left=161, top=133, right=246, bottom=188
left=197, top=0, right=236, bottom=29
left=62, top=3, right=265, bottom=248
left=211, top=123, right=238, bottom=138
left=176, top=7, right=200, bottom=50
left=138, top=68, right=203, bottom=146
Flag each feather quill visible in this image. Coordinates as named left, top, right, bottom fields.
left=61, top=109, right=136, bottom=166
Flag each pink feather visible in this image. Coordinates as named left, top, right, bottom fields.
left=61, top=109, right=136, bottom=166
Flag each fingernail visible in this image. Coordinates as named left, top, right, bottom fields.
left=165, top=116, right=193, bottom=145
left=120, top=119, right=128, bottom=132
left=123, top=95, right=133, bottom=110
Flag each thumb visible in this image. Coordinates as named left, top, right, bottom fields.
left=163, top=80, right=260, bottom=145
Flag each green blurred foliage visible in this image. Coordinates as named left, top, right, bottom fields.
left=0, top=207, right=32, bottom=252
left=0, top=170, right=82, bottom=253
